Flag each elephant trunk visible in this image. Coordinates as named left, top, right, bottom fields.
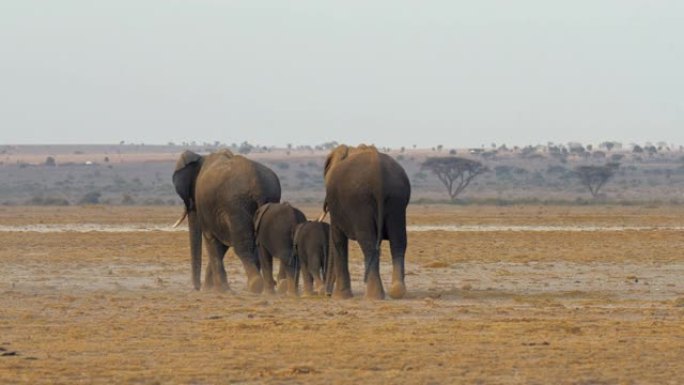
left=187, top=210, right=202, bottom=290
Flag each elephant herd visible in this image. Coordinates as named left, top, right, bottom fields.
left=172, top=144, right=411, bottom=300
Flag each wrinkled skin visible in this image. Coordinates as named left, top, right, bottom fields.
left=173, top=149, right=281, bottom=293
left=254, top=202, right=307, bottom=295
left=323, top=145, right=411, bottom=300
left=293, top=221, right=330, bottom=296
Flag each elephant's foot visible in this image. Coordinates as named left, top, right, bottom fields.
left=217, top=280, right=231, bottom=292
left=276, top=279, right=289, bottom=295
left=365, top=288, right=385, bottom=300
left=264, top=287, right=276, bottom=295
left=365, top=277, right=385, bottom=300
left=278, top=279, right=298, bottom=297
left=332, top=287, right=353, bottom=299
left=314, top=282, right=326, bottom=296
left=302, top=282, right=314, bottom=297
left=317, top=286, right=327, bottom=296
left=388, top=281, right=407, bottom=299
left=247, top=275, right=264, bottom=294
left=203, top=281, right=230, bottom=292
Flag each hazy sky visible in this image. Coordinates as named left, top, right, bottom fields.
left=1, top=1, right=682, bottom=148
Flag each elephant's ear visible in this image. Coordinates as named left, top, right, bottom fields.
left=323, top=145, right=349, bottom=180
left=254, top=203, right=272, bottom=235
left=172, top=151, right=203, bottom=211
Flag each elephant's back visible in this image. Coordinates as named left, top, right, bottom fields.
left=295, top=221, right=329, bottom=250
left=257, top=203, right=306, bottom=251
left=199, top=155, right=281, bottom=204
left=327, top=151, right=410, bottom=201
left=249, top=158, right=282, bottom=204
left=378, top=153, right=411, bottom=202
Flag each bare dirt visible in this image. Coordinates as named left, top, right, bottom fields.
left=1, top=205, right=683, bottom=384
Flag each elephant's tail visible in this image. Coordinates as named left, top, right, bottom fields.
left=293, top=249, right=300, bottom=293
left=376, top=201, right=384, bottom=252
left=363, top=176, right=385, bottom=284
left=375, top=174, right=385, bottom=253
left=321, top=233, right=329, bottom=278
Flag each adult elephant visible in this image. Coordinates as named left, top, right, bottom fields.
left=172, top=149, right=281, bottom=292
left=321, top=144, right=411, bottom=300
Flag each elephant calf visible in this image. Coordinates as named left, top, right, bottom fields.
left=254, top=202, right=307, bottom=295
left=293, top=221, right=330, bottom=296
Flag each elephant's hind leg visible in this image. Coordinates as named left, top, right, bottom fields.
left=330, top=224, right=352, bottom=299
left=276, top=261, right=288, bottom=294
left=298, top=254, right=314, bottom=296
left=258, top=245, right=277, bottom=294
left=275, top=256, right=298, bottom=296
left=302, top=272, right=315, bottom=297
left=203, top=260, right=215, bottom=290
left=387, top=215, right=408, bottom=299
left=204, top=236, right=230, bottom=292
left=312, top=271, right=325, bottom=296
left=233, top=243, right=264, bottom=294
left=359, top=240, right=385, bottom=300
left=312, top=247, right=326, bottom=295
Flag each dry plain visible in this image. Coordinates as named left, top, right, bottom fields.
left=1, top=204, right=683, bottom=384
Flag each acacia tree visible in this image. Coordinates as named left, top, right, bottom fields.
left=575, top=163, right=620, bottom=198
left=421, top=157, right=487, bottom=201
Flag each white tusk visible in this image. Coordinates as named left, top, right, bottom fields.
left=173, top=209, right=188, bottom=228
left=316, top=211, right=328, bottom=222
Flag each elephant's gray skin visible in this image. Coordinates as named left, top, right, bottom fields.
left=293, top=221, right=330, bottom=296
left=254, top=202, right=307, bottom=295
left=322, top=144, right=411, bottom=300
left=173, top=149, right=281, bottom=292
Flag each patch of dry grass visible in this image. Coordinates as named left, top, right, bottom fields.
left=1, top=205, right=683, bottom=384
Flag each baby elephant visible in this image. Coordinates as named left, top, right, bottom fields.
left=293, top=221, right=330, bottom=296
left=254, top=202, right=307, bottom=295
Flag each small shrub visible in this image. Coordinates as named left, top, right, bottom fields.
left=413, top=171, right=428, bottom=181
left=26, top=195, right=70, bottom=206
left=276, top=162, right=290, bottom=170
left=121, top=194, right=135, bottom=205
left=144, top=198, right=166, bottom=205
left=79, top=191, right=101, bottom=205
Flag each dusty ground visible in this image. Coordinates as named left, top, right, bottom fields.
left=1, top=205, right=683, bottom=384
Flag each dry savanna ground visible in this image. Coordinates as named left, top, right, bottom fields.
left=1, top=204, right=683, bottom=384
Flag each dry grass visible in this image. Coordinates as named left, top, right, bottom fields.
left=1, top=205, right=683, bottom=384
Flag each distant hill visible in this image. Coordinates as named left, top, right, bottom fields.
left=1, top=144, right=683, bottom=206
